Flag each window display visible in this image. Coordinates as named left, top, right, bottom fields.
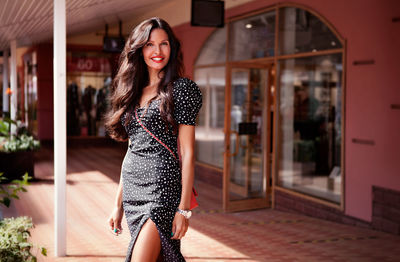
left=24, top=54, right=38, bottom=137
left=194, top=67, right=225, bottom=168
left=279, top=7, right=343, bottom=55
left=277, top=54, right=342, bottom=203
left=229, top=11, right=275, bottom=61
left=194, top=5, right=344, bottom=205
left=67, top=51, right=112, bottom=137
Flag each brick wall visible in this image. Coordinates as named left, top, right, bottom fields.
left=197, top=165, right=400, bottom=236
left=274, top=189, right=371, bottom=229
left=372, top=186, right=400, bottom=235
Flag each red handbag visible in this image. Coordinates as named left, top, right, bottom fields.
left=190, top=187, right=199, bottom=210
left=135, top=108, right=199, bottom=210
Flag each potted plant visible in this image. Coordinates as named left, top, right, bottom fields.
left=0, top=118, right=40, bottom=182
left=0, top=172, right=47, bottom=261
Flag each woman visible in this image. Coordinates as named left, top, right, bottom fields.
left=105, top=17, right=202, bottom=262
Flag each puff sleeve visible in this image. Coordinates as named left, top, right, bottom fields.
left=173, top=78, right=203, bottom=126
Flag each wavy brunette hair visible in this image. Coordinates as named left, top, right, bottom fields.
left=104, top=17, right=184, bottom=141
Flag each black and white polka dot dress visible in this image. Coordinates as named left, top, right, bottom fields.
left=120, top=77, right=202, bottom=262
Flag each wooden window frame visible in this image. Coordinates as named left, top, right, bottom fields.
left=193, top=3, right=346, bottom=211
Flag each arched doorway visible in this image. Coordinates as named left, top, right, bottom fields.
left=194, top=4, right=344, bottom=212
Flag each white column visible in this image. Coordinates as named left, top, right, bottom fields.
left=2, top=49, right=9, bottom=115
left=10, top=40, right=17, bottom=132
left=53, top=0, right=67, bottom=257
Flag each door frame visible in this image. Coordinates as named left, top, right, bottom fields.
left=223, top=61, right=274, bottom=212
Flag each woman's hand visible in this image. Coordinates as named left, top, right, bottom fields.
left=108, top=206, right=124, bottom=236
left=171, top=212, right=189, bottom=239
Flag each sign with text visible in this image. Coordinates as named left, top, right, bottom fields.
left=67, top=56, right=111, bottom=73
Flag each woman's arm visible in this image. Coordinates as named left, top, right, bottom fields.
left=114, top=140, right=129, bottom=210
left=171, top=124, right=195, bottom=239
left=177, top=124, right=196, bottom=210
left=114, top=173, right=124, bottom=210
left=108, top=173, right=124, bottom=235
left=107, top=143, right=127, bottom=235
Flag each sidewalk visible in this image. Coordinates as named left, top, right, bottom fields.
left=3, top=145, right=400, bottom=262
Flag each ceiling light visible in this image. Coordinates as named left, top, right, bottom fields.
left=245, top=23, right=252, bottom=29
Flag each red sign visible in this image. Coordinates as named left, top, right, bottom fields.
left=67, top=56, right=111, bottom=73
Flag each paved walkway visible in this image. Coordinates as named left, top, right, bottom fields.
left=2, top=146, right=400, bottom=261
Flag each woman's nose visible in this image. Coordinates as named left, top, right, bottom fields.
left=154, top=45, right=161, bottom=54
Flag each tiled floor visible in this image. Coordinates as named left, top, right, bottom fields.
left=2, top=145, right=400, bottom=262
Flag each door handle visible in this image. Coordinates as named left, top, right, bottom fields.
left=227, top=130, right=239, bottom=157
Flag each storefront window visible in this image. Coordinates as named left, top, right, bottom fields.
left=279, top=7, right=342, bottom=55
left=194, top=26, right=226, bottom=169
left=66, top=51, right=112, bottom=137
left=194, top=67, right=225, bottom=168
left=195, top=5, right=344, bottom=205
left=229, top=11, right=275, bottom=61
left=25, top=58, right=38, bottom=136
left=277, top=54, right=342, bottom=203
left=196, top=27, right=226, bottom=66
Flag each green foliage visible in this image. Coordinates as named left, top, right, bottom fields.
left=0, top=216, right=47, bottom=261
left=0, top=118, right=40, bottom=153
left=0, top=120, right=9, bottom=136
left=0, top=135, right=40, bottom=153
left=0, top=174, right=45, bottom=261
left=0, top=173, right=30, bottom=208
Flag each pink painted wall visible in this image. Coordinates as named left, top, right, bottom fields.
left=36, top=43, right=54, bottom=140
left=173, top=25, right=214, bottom=78
left=173, top=0, right=400, bottom=222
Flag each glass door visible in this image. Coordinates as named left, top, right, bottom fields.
left=223, top=64, right=273, bottom=212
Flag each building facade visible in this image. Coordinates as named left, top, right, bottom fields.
left=1, top=0, right=399, bottom=234
left=172, top=0, right=400, bottom=234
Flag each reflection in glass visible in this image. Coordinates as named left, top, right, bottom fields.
left=195, top=27, right=226, bottom=66
left=25, top=59, right=38, bottom=137
left=279, top=7, right=342, bottom=55
left=229, top=68, right=267, bottom=201
left=229, top=11, right=275, bottom=61
left=277, top=54, right=342, bottom=203
left=194, top=67, right=225, bottom=168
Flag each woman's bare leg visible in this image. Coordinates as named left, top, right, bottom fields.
left=131, top=218, right=162, bottom=262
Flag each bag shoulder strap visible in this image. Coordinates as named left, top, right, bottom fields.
left=135, top=108, right=199, bottom=209
left=134, top=108, right=179, bottom=161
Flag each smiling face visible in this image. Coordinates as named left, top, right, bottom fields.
left=142, top=28, right=171, bottom=74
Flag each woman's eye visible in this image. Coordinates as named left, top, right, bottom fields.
left=146, top=43, right=153, bottom=47
left=162, top=42, right=169, bottom=46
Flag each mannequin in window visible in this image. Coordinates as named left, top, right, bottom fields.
left=96, top=78, right=110, bottom=122
left=293, top=84, right=320, bottom=140
left=82, top=85, right=96, bottom=136
left=67, top=81, right=80, bottom=136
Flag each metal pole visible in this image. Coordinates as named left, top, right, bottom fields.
left=53, top=0, right=67, bottom=256
left=2, top=49, right=9, bottom=116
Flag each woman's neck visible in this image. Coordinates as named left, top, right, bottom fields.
left=147, top=68, right=163, bottom=87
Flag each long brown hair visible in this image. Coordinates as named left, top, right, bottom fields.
left=104, top=17, right=184, bottom=141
